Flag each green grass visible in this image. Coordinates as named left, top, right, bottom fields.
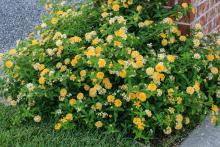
left=0, top=104, right=196, bottom=147
left=0, top=104, right=141, bottom=147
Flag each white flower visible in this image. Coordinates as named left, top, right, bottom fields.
left=195, top=23, right=202, bottom=30
left=138, top=22, right=145, bottom=28
left=56, top=62, right=62, bottom=69
left=41, top=23, right=47, bottom=28
left=10, top=100, right=17, bottom=107
left=117, top=16, right=126, bottom=24
left=61, top=34, right=67, bottom=39
left=85, top=31, right=97, bottom=42
left=34, top=115, right=42, bottom=123
left=208, top=73, right=213, bottom=80
left=195, top=32, right=204, bottom=39
left=145, top=109, right=152, bottom=117
left=193, top=39, right=200, bottom=48
left=158, top=53, right=166, bottom=60
left=159, top=48, right=165, bottom=52
left=169, top=75, right=175, bottom=81
left=106, top=35, right=114, bottom=43
left=210, top=67, right=218, bottom=75
left=193, top=53, right=201, bottom=59
left=109, top=17, right=116, bottom=24
left=46, top=49, right=54, bottom=56
left=147, top=43, right=153, bottom=48
left=32, top=63, right=40, bottom=70
left=157, top=89, right=163, bottom=96
left=146, top=67, right=154, bottom=76
left=26, top=83, right=35, bottom=91
left=55, top=109, right=62, bottom=115
left=56, top=40, right=63, bottom=46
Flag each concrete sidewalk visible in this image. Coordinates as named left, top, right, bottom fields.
left=181, top=116, right=220, bottom=147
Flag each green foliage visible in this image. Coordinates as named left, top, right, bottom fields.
left=0, top=0, right=219, bottom=144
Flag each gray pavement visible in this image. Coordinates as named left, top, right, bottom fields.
left=0, top=0, right=42, bottom=52
left=0, top=1, right=220, bottom=147
left=181, top=116, right=220, bottom=147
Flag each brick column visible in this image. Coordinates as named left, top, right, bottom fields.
left=167, top=0, right=220, bottom=34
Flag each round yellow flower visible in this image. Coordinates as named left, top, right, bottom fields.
left=160, top=33, right=166, bottom=38
left=39, top=77, right=45, bottom=85
left=114, top=99, right=122, bottom=107
left=55, top=123, right=62, bottom=130
left=119, top=69, right=127, bottom=78
left=69, top=98, right=76, bottom=106
left=136, top=5, right=143, bottom=12
left=137, top=123, right=145, bottom=130
left=176, top=114, right=183, bottom=122
left=95, top=102, right=102, bottom=110
left=89, top=88, right=97, bottom=98
left=161, top=39, right=168, bottom=46
left=175, top=123, right=182, bottom=130
left=181, top=3, right=188, bottom=9
left=211, top=116, right=217, bottom=124
left=60, top=88, right=67, bottom=97
left=112, top=4, right=120, bottom=11
left=163, top=126, right=172, bottom=135
left=96, top=72, right=105, bottom=79
left=80, top=70, right=87, bottom=77
left=77, top=93, right=84, bottom=100
left=167, top=55, right=176, bottom=63
left=103, top=78, right=112, bottom=89
left=51, top=17, right=58, bottom=24
left=186, top=86, right=194, bottom=95
left=57, top=10, right=63, bottom=15
left=196, top=32, right=204, bottom=39
left=137, top=92, right=147, bottom=102
left=38, top=64, right=45, bottom=71
left=206, top=54, right=214, bottom=61
left=66, top=113, right=73, bottom=121
left=9, top=48, right=16, bottom=55
left=133, top=117, right=142, bottom=125
left=179, top=35, right=186, bottom=42
left=70, top=74, right=76, bottom=81
left=177, top=96, right=182, bottom=104
left=5, top=60, right=13, bottom=68
left=32, top=39, right=38, bottom=45
left=147, top=83, right=157, bottom=92
left=212, top=105, right=219, bottom=113
left=155, top=63, right=164, bottom=72
left=69, top=36, right=82, bottom=44
left=97, top=58, right=106, bottom=67
left=107, top=95, right=115, bottom=103
left=210, top=67, right=218, bottom=75
left=95, top=121, right=103, bottom=128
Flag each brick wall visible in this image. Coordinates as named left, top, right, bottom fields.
left=167, top=0, right=220, bottom=34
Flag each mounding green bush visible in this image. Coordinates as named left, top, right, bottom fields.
left=0, top=0, right=219, bottom=143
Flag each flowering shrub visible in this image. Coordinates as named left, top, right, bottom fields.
left=0, top=0, right=220, bottom=142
